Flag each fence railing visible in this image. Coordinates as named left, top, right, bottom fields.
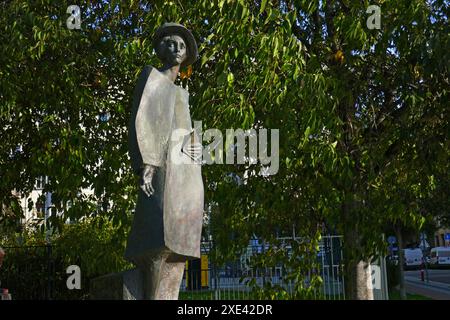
left=180, top=235, right=346, bottom=300
left=0, top=235, right=356, bottom=300
left=0, top=244, right=90, bottom=300
left=0, top=245, right=54, bottom=300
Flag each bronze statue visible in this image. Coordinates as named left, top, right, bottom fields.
left=125, top=23, right=203, bottom=300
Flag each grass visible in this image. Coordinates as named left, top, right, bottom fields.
left=180, top=290, right=432, bottom=300
left=389, top=290, right=432, bottom=300
left=179, top=290, right=258, bottom=300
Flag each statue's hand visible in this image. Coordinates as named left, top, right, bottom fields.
left=140, top=164, right=156, bottom=197
left=182, top=142, right=203, bottom=162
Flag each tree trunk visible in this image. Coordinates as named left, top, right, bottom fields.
left=343, top=202, right=374, bottom=300
left=344, top=250, right=374, bottom=299
left=396, top=227, right=407, bottom=300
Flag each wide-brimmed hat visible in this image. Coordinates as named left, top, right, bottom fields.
left=152, top=23, right=199, bottom=68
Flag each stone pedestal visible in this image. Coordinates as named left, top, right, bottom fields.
left=90, top=268, right=143, bottom=300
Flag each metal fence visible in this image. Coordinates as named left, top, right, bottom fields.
left=1, top=235, right=388, bottom=300
left=0, top=245, right=55, bottom=300
left=180, top=235, right=346, bottom=300
left=317, top=235, right=345, bottom=299
left=0, top=245, right=89, bottom=300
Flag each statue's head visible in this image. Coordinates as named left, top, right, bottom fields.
left=153, top=23, right=198, bottom=69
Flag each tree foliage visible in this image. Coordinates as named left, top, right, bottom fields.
left=0, top=0, right=448, bottom=299
left=0, top=216, right=130, bottom=299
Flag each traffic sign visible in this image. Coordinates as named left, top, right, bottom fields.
left=387, top=236, right=396, bottom=244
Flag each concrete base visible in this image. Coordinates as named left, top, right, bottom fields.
left=90, top=268, right=144, bottom=300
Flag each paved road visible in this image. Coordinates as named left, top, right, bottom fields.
left=405, top=269, right=450, bottom=284
left=405, top=269, right=450, bottom=300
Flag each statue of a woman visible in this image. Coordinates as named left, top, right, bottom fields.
left=125, top=23, right=203, bottom=300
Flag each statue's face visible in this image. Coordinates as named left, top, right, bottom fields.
left=157, top=34, right=187, bottom=66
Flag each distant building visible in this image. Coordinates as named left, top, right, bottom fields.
left=434, top=228, right=450, bottom=247
left=19, top=176, right=49, bottom=224
left=18, top=176, right=94, bottom=227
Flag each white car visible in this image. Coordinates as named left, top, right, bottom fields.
left=430, top=247, right=450, bottom=267
left=403, top=248, right=423, bottom=269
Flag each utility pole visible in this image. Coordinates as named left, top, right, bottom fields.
left=44, top=191, right=52, bottom=243
left=44, top=189, right=53, bottom=299
left=421, top=233, right=429, bottom=283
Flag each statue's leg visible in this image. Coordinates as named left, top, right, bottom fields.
left=155, top=256, right=186, bottom=300
left=140, top=252, right=186, bottom=300
left=140, top=253, right=164, bottom=300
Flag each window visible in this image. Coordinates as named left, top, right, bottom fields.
left=35, top=176, right=48, bottom=190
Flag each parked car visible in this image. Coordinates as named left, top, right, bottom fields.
left=402, top=248, right=423, bottom=269
left=429, top=247, right=450, bottom=267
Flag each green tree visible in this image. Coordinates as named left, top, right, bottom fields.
left=1, top=0, right=448, bottom=299
left=0, top=216, right=131, bottom=299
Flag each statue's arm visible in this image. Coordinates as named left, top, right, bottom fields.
left=129, top=67, right=150, bottom=174
left=129, top=66, right=157, bottom=197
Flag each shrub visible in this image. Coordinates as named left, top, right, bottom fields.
left=0, top=216, right=132, bottom=299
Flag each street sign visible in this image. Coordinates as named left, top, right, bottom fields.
left=387, top=236, right=396, bottom=244
left=445, top=233, right=450, bottom=241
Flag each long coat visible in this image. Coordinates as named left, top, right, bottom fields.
left=125, top=66, right=204, bottom=264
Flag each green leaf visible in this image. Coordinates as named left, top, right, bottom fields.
left=260, top=0, right=268, bottom=14
left=227, top=72, right=234, bottom=85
